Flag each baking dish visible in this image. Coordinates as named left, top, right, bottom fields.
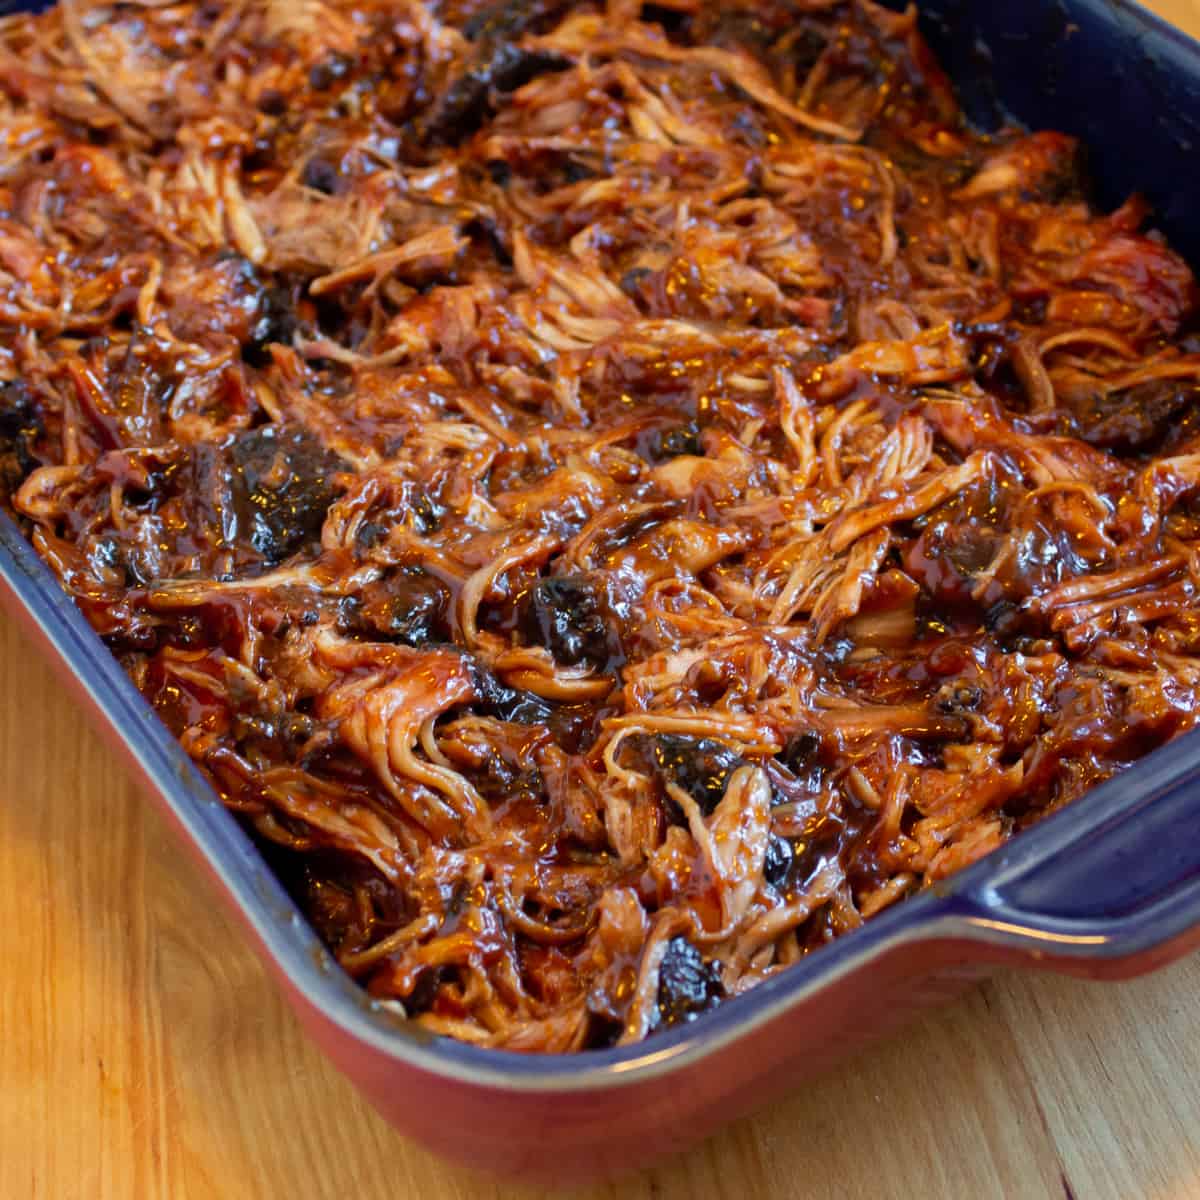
left=4, top=0, right=1200, bottom=1183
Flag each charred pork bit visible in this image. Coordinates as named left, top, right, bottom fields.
left=655, top=936, right=725, bottom=1029
left=423, top=45, right=572, bottom=144
left=229, top=428, right=345, bottom=564
left=0, top=382, right=42, bottom=497
left=763, top=835, right=795, bottom=888
left=649, top=735, right=747, bottom=820
left=526, top=575, right=612, bottom=667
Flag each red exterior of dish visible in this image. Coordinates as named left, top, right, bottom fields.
left=282, top=948, right=992, bottom=1180
left=256, top=911, right=1200, bottom=1181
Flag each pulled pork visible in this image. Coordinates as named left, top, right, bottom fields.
left=4, top=0, right=1200, bottom=1051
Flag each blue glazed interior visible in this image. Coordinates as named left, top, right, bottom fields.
left=908, top=0, right=1200, bottom=263
left=2, top=0, right=1200, bottom=1085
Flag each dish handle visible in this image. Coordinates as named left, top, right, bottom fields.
left=949, top=744, right=1200, bottom=978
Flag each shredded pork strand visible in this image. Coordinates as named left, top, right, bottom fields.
left=3, top=0, right=1200, bottom=1052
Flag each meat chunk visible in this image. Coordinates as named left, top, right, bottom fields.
left=655, top=936, right=724, bottom=1028
left=0, top=382, right=42, bottom=499
left=230, top=427, right=345, bottom=563
left=1065, top=380, right=1200, bottom=454
left=648, top=735, right=746, bottom=821
left=525, top=575, right=614, bottom=667
left=424, top=44, right=571, bottom=143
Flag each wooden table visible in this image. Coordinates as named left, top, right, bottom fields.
left=7, top=2, right=1200, bottom=1194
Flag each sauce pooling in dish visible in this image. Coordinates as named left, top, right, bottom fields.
left=4, top=0, right=1200, bottom=1050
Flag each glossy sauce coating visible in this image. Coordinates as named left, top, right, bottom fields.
left=4, top=0, right=1200, bottom=1050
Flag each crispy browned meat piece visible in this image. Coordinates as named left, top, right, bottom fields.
left=4, top=0, right=1200, bottom=1051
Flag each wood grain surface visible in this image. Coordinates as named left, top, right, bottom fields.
left=6, top=3, right=1200, bottom=1196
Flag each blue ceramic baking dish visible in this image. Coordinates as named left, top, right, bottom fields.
left=3, top=0, right=1200, bottom=1182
